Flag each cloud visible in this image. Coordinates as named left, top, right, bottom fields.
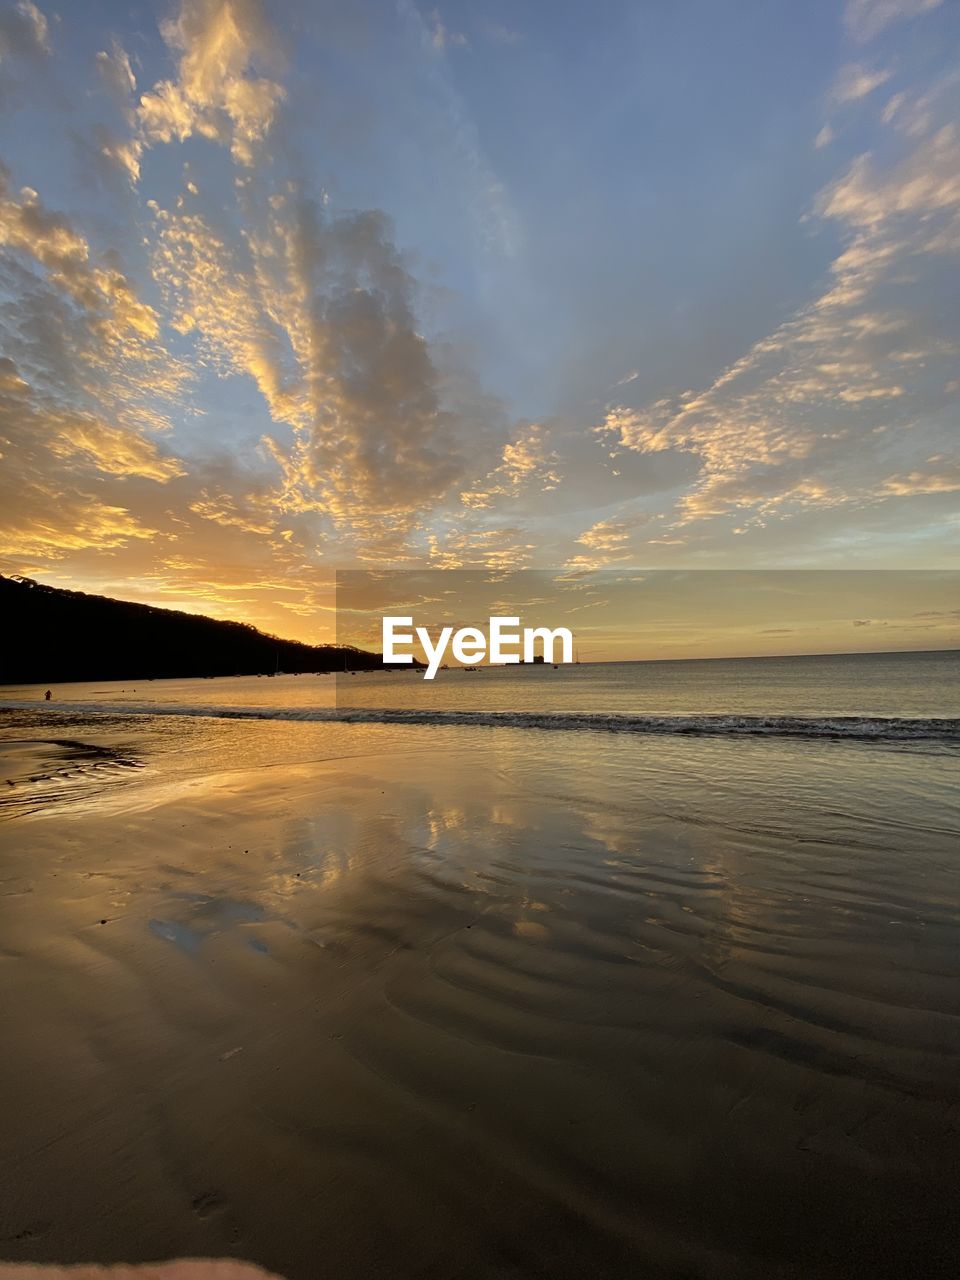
left=0, top=1, right=50, bottom=61
left=95, top=42, right=137, bottom=103
left=0, top=489, right=158, bottom=559
left=85, top=126, right=143, bottom=185
left=280, top=205, right=467, bottom=522
left=151, top=204, right=300, bottom=426
left=576, top=519, right=635, bottom=554
left=0, top=0, right=517, bottom=595
left=483, top=23, right=522, bottom=46
left=397, top=0, right=520, bottom=258
left=428, top=9, right=467, bottom=51
left=815, top=124, right=836, bottom=149
left=577, top=517, right=642, bottom=551
left=123, top=0, right=510, bottom=548
left=189, top=489, right=276, bottom=534
left=816, top=120, right=960, bottom=226
left=2, top=0, right=955, bottom=631
left=832, top=63, right=892, bottom=104
left=500, top=425, right=560, bottom=489
left=595, top=79, right=960, bottom=538
left=138, top=0, right=285, bottom=167
left=152, top=188, right=480, bottom=538
left=0, top=160, right=191, bottom=567
left=0, top=164, right=166, bottom=349
left=45, top=417, right=183, bottom=481
left=844, top=0, right=942, bottom=43
left=0, top=170, right=187, bottom=442
left=461, top=422, right=560, bottom=509
left=881, top=91, right=907, bottom=125
left=561, top=513, right=656, bottom=569
left=427, top=524, right=535, bottom=570
left=882, top=464, right=960, bottom=495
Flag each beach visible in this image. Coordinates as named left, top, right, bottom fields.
left=1, top=657, right=959, bottom=1278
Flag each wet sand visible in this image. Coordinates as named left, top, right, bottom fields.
left=1, top=735, right=959, bottom=1279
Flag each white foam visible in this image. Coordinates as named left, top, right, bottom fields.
left=2, top=702, right=958, bottom=742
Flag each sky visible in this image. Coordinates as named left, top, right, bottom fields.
left=0, top=0, right=958, bottom=652
left=335, top=570, right=960, bottom=660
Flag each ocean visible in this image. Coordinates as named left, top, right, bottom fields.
left=1, top=649, right=957, bottom=816
left=3, top=646, right=959, bottom=720
left=0, top=650, right=958, bottom=1278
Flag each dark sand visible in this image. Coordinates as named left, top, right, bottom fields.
left=1, top=742, right=959, bottom=1279
left=0, top=1263, right=280, bottom=1279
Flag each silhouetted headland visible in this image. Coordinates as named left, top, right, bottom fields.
left=0, top=575, right=401, bottom=683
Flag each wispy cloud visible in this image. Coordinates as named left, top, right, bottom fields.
left=844, top=0, right=942, bottom=43
left=814, top=123, right=836, bottom=149
left=461, top=423, right=560, bottom=510
left=427, top=8, right=467, bottom=52
left=596, top=74, right=960, bottom=538
left=832, top=62, right=892, bottom=105
left=397, top=0, right=521, bottom=258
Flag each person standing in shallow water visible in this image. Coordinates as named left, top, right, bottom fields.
left=44, top=690, right=51, bottom=701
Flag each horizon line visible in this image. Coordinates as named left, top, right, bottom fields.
left=567, top=646, right=958, bottom=666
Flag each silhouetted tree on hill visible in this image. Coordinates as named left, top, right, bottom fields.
left=0, top=576, right=388, bottom=683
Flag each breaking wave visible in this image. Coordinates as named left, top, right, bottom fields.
left=3, top=702, right=959, bottom=742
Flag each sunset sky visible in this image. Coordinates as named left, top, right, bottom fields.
left=0, top=0, right=958, bottom=651
left=335, top=570, right=960, bottom=660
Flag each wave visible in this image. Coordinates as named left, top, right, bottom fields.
left=2, top=701, right=959, bottom=742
